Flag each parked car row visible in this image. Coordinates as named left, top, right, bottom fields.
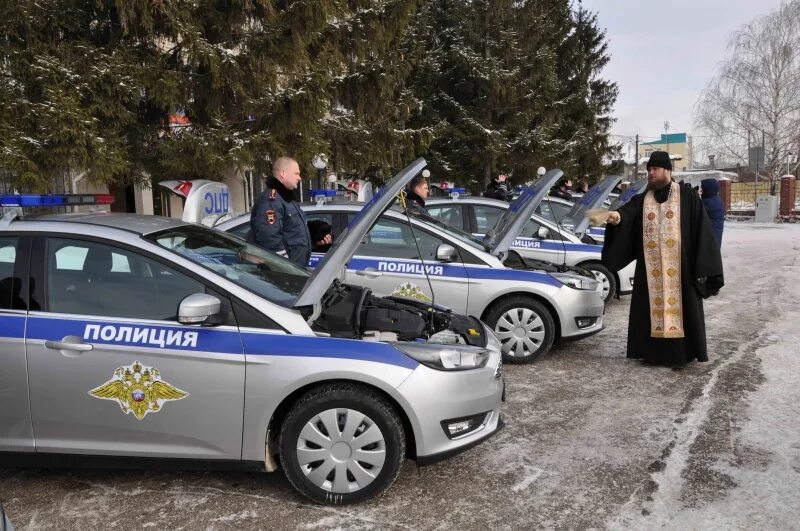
left=0, top=160, right=647, bottom=507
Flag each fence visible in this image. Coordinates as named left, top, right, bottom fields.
left=729, top=182, right=772, bottom=212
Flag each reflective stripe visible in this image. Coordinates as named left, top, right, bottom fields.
left=16, top=315, right=418, bottom=369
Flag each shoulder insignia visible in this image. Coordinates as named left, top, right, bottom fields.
left=265, top=209, right=276, bottom=224
left=88, top=361, right=188, bottom=420
left=269, top=188, right=277, bottom=199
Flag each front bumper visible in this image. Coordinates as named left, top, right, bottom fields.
left=396, top=339, right=504, bottom=462
left=553, top=285, right=605, bottom=339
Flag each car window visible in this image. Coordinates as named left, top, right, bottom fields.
left=47, top=238, right=204, bottom=320
left=519, top=219, right=565, bottom=241
left=358, top=218, right=452, bottom=261
left=149, top=225, right=309, bottom=308
left=0, top=237, right=23, bottom=310
left=427, top=205, right=465, bottom=230
left=472, top=205, right=504, bottom=234
left=228, top=219, right=252, bottom=241
left=536, top=201, right=572, bottom=224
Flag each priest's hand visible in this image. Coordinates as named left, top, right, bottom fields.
left=606, top=211, right=621, bottom=225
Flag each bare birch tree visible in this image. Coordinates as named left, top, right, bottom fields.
left=694, top=1, right=800, bottom=182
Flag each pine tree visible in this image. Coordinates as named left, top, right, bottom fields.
left=549, top=2, right=618, bottom=180
left=0, top=1, right=428, bottom=190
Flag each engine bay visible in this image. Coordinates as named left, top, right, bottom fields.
left=312, top=282, right=487, bottom=347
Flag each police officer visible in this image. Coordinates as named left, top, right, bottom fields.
left=404, top=174, right=430, bottom=215
left=251, top=157, right=330, bottom=266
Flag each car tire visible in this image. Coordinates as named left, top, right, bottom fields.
left=583, top=262, right=617, bottom=304
left=279, top=383, right=405, bottom=505
left=485, top=296, right=555, bottom=363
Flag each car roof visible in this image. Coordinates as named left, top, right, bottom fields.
left=3, top=212, right=190, bottom=235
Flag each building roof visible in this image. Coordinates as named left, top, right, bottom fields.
left=642, top=133, right=688, bottom=145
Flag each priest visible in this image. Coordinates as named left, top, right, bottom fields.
left=601, top=151, right=724, bottom=370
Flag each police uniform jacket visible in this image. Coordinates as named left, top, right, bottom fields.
left=251, top=176, right=312, bottom=266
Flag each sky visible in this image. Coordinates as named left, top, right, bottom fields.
left=581, top=0, right=788, bottom=153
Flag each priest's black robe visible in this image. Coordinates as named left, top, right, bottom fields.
left=602, top=183, right=724, bottom=366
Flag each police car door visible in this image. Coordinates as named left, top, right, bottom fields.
left=25, top=237, right=245, bottom=459
left=347, top=217, right=470, bottom=314
left=0, top=235, right=34, bottom=452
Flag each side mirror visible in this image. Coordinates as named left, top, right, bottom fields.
left=537, top=226, right=551, bottom=240
left=178, top=293, right=222, bottom=325
left=435, top=244, right=458, bottom=262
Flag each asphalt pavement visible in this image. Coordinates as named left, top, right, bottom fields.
left=1, top=222, right=799, bottom=530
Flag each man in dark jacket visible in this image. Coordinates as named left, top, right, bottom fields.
left=404, top=174, right=430, bottom=215
left=251, top=157, right=330, bottom=266
left=700, top=178, right=724, bottom=245
left=484, top=173, right=513, bottom=201
left=549, top=178, right=573, bottom=201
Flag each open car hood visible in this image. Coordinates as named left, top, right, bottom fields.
left=293, top=158, right=427, bottom=308
left=484, top=169, right=563, bottom=256
left=609, top=178, right=648, bottom=210
left=565, top=174, right=623, bottom=236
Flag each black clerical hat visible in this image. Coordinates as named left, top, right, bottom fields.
left=646, top=151, right=672, bottom=171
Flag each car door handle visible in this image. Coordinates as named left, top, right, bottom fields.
left=356, top=268, right=383, bottom=278
left=45, top=335, right=93, bottom=355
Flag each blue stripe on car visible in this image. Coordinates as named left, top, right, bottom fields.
left=14, top=315, right=418, bottom=369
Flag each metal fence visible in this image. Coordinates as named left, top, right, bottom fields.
left=729, top=182, right=772, bottom=212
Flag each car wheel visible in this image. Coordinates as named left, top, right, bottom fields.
left=485, top=296, right=555, bottom=363
left=279, top=383, right=405, bottom=505
left=583, top=262, right=617, bottom=304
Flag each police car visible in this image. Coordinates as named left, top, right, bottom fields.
left=559, top=176, right=649, bottom=244
left=425, top=195, right=636, bottom=303
left=219, top=170, right=605, bottom=364
left=0, top=160, right=504, bottom=505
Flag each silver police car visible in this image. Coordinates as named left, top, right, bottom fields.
left=0, top=159, right=503, bottom=505
left=425, top=195, right=636, bottom=303
left=220, top=170, right=605, bottom=364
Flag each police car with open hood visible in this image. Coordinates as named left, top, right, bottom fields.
left=0, top=159, right=504, bottom=505
left=219, top=170, right=606, bottom=364
left=425, top=191, right=636, bottom=304
left=560, top=176, right=649, bottom=244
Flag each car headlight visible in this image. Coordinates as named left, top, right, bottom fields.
left=551, top=272, right=597, bottom=291
left=394, top=343, right=490, bottom=371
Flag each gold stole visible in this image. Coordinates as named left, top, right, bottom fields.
left=642, top=181, right=684, bottom=338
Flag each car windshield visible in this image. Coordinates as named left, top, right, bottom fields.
left=405, top=210, right=490, bottom=252
left=147, top=226, right=309, bottom=307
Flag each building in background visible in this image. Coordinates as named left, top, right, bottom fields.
left=638, top=133, right=693, bottom=172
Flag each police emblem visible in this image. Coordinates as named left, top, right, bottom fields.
left=89, top=361, right=188, bottom=420
left=265, top=209, right=276, bottom=224
left=391, top=282, right=432, bottom=302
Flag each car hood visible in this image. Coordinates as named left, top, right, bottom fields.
left=609, top=178, right=648, bottom=210
left=483, top=169, right=563, bottom=256
left=566, top=174, right=623, bottom=236
left=294, top=158, right=428, bottom=308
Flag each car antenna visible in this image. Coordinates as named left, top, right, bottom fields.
left=398, top=186, right=437, bottom=336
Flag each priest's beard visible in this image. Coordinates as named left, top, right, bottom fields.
left=647, top=175, right=672, bottom=191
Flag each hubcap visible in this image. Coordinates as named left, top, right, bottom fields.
left=494, top=307, right=546, bottom=357
left=297, top=408, right=386, bottom=494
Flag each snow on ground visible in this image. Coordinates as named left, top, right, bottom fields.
left=1, top=222, right=799, bottom=530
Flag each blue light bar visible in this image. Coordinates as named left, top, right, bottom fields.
left=0, top=195, right=66, bottom=207
left=310, top=189, right=337, bottom=197
left=0, top=194, right=114, bottom=207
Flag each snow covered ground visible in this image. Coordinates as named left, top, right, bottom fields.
left=1, top=222, right=799, bottom=530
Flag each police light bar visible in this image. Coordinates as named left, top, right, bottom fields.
left=448, top=187, right=466, bottom=199
left=310, top=189, right=337, bottom=203
left=0, top=194, right=114, bottom=207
